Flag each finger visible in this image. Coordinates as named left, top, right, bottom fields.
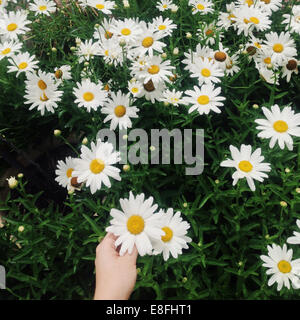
left=96, top=233, right=118, bottom=257
left=120, top=244, right=138, bottom=263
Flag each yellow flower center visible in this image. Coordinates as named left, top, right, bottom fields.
left=161, top=226, right=173, bottom=242
left=148, top=65, right=160, bottom=74
left=1, top=48, right=11, bottom=55
left=39, top=5, right=47, bottom=11
left=197, top=95, right=209, bottom=105
left=205, top=29, right=214, bottom=36
left=104, top=49, right=109, bottom=56
left=254, top=42, right=261, bottom=48
left=96, top=4, right=104, bottom=9
left=38, top=79, right=47, bottom=90
left=127, top=215, right=145, bottom=235
left=244, top=18, right=250, bottom=24
left=131, top=87, right=139, bottom=93
left=158, top=25, right=166, bottom=30
left=40, top=92, right=49, bottom=101
left=238, top=160, right=253, bottom=172
left=214, top=51, right=227, bottom=62
left=245, top=0, right=253, bottom=6
left=264, top=57, right=271, bottom=64
left=228, top=13, right=236, bottom=22
left=261, top=0, right=270, bottom=4
left=55, top=69, right=63, bottom=79
left=197, top=4, right=205, bottom=10
left=250, top=17, right=259, bottom=24
left=277, top=260, right=292, bottom=274
left=114, top=105, right=126, bottom=117
left=18, top=62, right=28, bottom=70
left=83, top=92, right=94, bottom=102
left=273, top=43, right=284, bottom=53
left=201, top=68, right=211, bottom=77
left=90, top=159, right=105, bottom=174
left=163, top=4, right=167, bottom=8
left=142, top=36, right=154, bottom=48
left=66, top=168, right=74, bottom=178
left=121, top=28, right=131, bottom=36
left=7, top=23, right=17, bottom=31
left=104, top=30, right=113, bottom=39
left=273, top=120, right=288, bottom=133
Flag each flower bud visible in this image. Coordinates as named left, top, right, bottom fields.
left=280, top=201, right=287, bottom=207
left=7, top=176, right=18, bottom=189
left=123, top=164, right=130, bottom=172
left=54, top=129, right=61, bottom=137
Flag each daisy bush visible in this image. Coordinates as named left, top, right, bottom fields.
left=0, top=0, right=300, bottom=300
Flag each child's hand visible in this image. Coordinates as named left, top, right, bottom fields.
left=94, top=232, right=138, bottom=300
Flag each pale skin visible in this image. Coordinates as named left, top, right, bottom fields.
left=94, top=232, right=138, bottom=300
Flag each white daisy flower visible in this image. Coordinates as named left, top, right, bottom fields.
left=101, top=90, right=139, bottom=131
left=282, top=5, right=300, bottom=35
left=131, top=55, right=174, bottom=85
left=0, top=10, right=31, bottom=40
left=110, top=18, right=143, bottom=46
left=156, top=0, right=173, bottom=11
left=255, top=104, right=300, bottom=151
left=0, top=0, right=8, bottom=12
left=182, top=44, right=213, bottom=73
left=133, top=22, right=166, bottom=57
left=216, top=3, right=237, bottom=30
left=160, top=89, right=184, bottom=106
left=140, top=79, right=166, bottom=103
left=263, top=31, right=297, bottom=67
left=197, top=22, right=224, bottom=46
left=190, top=57, right=224, bottom=85
left=0, top=39, right=22, bottom=60
left=93, top=17, right=116, bottom=41
left=224, top=53, right=240, bottom=76
left=281, top=59, right=298, bottom=83
left=29, top=0, right=57, bottom=16
left=98, top=38, right=124, bottom=66
left=75, top=39, right=100, bottom=63
left=258, top=0, right=282, bottom=14
left=152, top=208, right=192, bottom=261
left=190, top=0, right=214, bottom=15
left=7, top=52, right=39, bottom=77
left=183, top=84, right=226, bottom=115
left=254, top=48, right=275, bottom=70
left=128, top=79, right=143, bottom=98
left=287, top=220, right=300, bottom=245
left=55, top=156, right=77, bottom=188
left=73, top=139, right=121, bottom=194
left=24, top=70, right=63, bottom=115
left=54, top=64, right=72, bottom=84
left=86, top=0, right=115, bottom=15
left=260, top=243, right=300, bottom=291
left=220, top=144, right=271, bottom=191
left=232, top=4, right=271, bottom=36
left=73, top=79, right=108, bottom=112
left=106, top=191, right=165, bottom=256
left=259, top=67, right=279, bottom=85
left=149, top=16, right=177, bottom=37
